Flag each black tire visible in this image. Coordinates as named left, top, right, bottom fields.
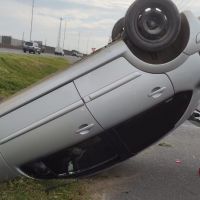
left=125, top=0, right=181, bottom=52
left=112, top=18, right=125, bottom=41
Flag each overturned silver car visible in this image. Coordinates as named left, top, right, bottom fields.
left=1, top=0, right=200, bottom=181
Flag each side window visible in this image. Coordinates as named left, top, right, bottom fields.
left=19, top=133, right=119, bottom=179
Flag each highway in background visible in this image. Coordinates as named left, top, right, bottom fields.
left=0, top=48, right=80, bottom=64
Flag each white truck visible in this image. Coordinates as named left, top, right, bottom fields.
left=0, top=0, right=200, bottom=181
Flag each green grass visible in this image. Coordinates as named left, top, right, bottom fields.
left=0, top=53, right=70, bottom=99
left=0, top=178, right=90, bottom=200
left=0, top=53, right=91, bottom=199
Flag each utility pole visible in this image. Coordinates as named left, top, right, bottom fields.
left=22, top=32, right=25, bottom=42
left=30, top=0, right=35, bottom=41
left=57, top=17, right=63, bottom=50
left=86, top=34, right=90, bottom=54
left=62, top=20, right=67, bottom=50
left=22, top=31, right=25, bottom=47
left=78, top=32, right=80, bottom=51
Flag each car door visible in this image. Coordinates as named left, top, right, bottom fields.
left=0, top=83, right=104, bottom=169
left=74, top=57, right=174, bottom=130
left=0, top=82, right=121, bottom=179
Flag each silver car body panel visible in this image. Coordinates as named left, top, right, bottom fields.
left=167, top=53, right=200, bottom=128
left=0, top=153, right=17, bottom=181
left=0, top=11, right=200, bottom=180
left=74, top=58, right=174, bottom=129
left=0, top=83, right=81, bottom=142
left=0, top=104, right=103, bottom=166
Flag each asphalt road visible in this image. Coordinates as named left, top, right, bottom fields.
left=0, top=48, right=80, bottom=64
left=89, top=122, right=200, bottom=200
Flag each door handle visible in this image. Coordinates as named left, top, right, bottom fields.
left=76, top=124, right=94, bottom=135
left=148, top=87, right=166, bottom=98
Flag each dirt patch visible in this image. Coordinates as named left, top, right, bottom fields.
left=158, top=142, right=173, bottom=148
left=85, top=173, right=139, bottom=200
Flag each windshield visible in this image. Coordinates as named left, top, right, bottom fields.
left=25, top=42, right=33, bottom=46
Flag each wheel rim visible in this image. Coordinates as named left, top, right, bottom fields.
left=137, top=8, right=169, bottom=41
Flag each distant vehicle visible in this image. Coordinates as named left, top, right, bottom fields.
left=41, top=46, right=46, bottom=53
left=1, top=0, right=200, bottom=182
left=55, top=47, right=64, bottom=56
left=23, top=42, right=41, bottom=54
left=35, top=41, right=46, bottom=53
left=71, top=50, right=83, bottom=58
left=75, top=52, right=83, bottom=58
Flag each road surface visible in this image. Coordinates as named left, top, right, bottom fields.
left=89, top=122, right=200, bottom=200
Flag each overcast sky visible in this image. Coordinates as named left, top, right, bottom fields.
left=0, top=0, right=200, bottom=53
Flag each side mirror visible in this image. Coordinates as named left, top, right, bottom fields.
left=188, top=109, right=200, bottom=127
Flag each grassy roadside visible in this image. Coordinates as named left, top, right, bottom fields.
left=0, top=178, right=90, bottom=200
left=0, top=53, right=91, bottom=200
left=0, top=53, right=70, bottom=99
